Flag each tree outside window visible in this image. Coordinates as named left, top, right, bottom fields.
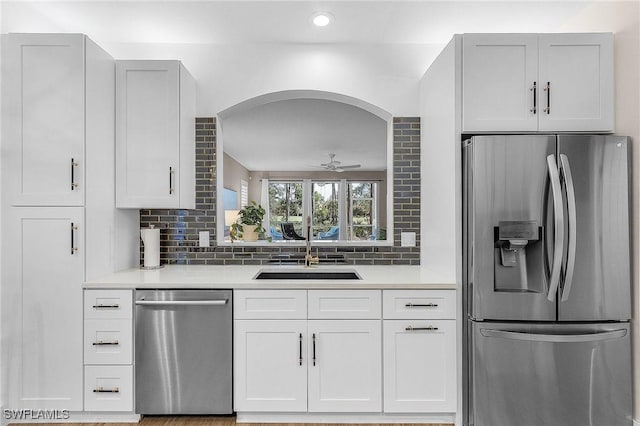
left=312, top=182, right=339, bottom=238
left=349, top=182, right=376, bottom=240
left=268, top=182, right=303, bottom=235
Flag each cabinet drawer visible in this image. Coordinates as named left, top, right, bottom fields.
left=84, top=365, right=133, bottom=412
left=308, top=290, right=381, bottom=319
left=84, top=290, right=132, bottom=319
left=234, top=290, right=307, bottom=319
left=84, top=319, right=132, bottom=365
left=383, top=290, right=455, bottom=319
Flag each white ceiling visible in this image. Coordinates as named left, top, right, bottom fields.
left=1, top=1, right=594, bottom=45
left=222, top=98, right=387, bottom=171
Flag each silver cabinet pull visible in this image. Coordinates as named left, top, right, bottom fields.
left=71, top=158, right=79, bottom=190
left=530, top=81, right=537, bottom=114
left=405, top=303, right=438, bottom=308
left=93, top=304, right=120, bottom=309
left=93, top=387, right=119, bottom=393
left=312, top=333, right=316, bottom=366
left=405, top=326, right=439, bottom=332
left=92, top=341, right=119, bottom=346
left=70, top=222, right=78, bottom=254
left=543, top=82, right=551, bottom=114
left=169, top=167, right=175, bottom=194
left=298, top=333, right=303, bottom=366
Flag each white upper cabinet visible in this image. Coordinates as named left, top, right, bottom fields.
left=537, top=33, right=614, bottom=132
left=463, top=34, right=539, bottom=132
left=463, top=33, right=614, bottom=133
left=116, top=60, right=195, bottom=209
left=2, top=34, right=85, bottom=206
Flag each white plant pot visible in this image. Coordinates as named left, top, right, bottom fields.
left=242, top=226, right=259, bottom=242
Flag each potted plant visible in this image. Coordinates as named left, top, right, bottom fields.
left=230, top=201, right=266, bottom=242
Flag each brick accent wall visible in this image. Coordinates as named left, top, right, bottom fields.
left=139, top=117, right=421, bottom=265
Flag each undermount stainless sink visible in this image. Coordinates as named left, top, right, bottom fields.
left=254, top=269, right=361, bottom=280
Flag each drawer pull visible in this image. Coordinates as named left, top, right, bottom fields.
left=71, top=158, right=79, bottom=190
left=169, top=167, right=175, bottom=194
left=530, top=81, right=537, bottom=114
left=544, top=81, right=551, bottom=114
left=70, top=222, right=78, bottom=254
left=92, top=304, right=120, bottom=309
left=92, top=341, right=119, bottom=346
left=405, top=326, right=439, bottom=332
left=405, top=303, right=439, bottom=308
left=312, top=333, right=317, bottom=366
left=93, top=387, right=119, bottom=393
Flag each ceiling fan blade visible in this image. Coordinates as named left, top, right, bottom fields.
left=339, top=164, right=361, bottom=169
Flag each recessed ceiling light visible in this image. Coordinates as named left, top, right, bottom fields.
left=311, top=12, right=334, bottom=27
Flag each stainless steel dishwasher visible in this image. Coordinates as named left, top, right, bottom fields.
left=134, top=289, right=232, bottom=415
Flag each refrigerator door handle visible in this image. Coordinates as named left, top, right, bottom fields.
left=546, top=154, right=565, bottom=301
left=559, top=154, right=577, bottom=302
left=480, top=328, right=627, bottom=343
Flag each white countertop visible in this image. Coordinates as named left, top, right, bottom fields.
left=84, top=264, right=457, bottom=290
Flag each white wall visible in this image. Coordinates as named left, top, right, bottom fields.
left=100, top=42, right=443, bottom=117
left=419, top=38, right=459, bottom=282
left=223, top=153, right=250, bottom=207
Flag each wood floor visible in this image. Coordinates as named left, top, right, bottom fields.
left=12, top=415, right=453, bottom=426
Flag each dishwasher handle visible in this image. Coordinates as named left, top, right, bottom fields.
left=135, top=299, right=228, bottom=306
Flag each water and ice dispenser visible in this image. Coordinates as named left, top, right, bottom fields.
left=493, top=221, right=544, bottom=293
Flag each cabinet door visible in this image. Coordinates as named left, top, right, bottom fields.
left=116, top=61, right=180, bottom=208
left=383, top=320, right=456, bottom=413
left=2, top=207, right=84, bottom=410
left=2, top=34, right=85, bottom=206
left=538, top=33, right=614, bottom=132
left=308, top=320, right=381, bottom=412
left=234, top=320, right=307, bottom=412
left=462, top=34, right=538, bottom=132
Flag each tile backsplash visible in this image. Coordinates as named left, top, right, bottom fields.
left=140, top=117, right=421, bottom=265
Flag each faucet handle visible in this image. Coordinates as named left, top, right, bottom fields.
left=305, top=253, right=320, bottom=267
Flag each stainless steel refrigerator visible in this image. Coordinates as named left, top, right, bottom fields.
left=463, top=135, right=632, bottom=426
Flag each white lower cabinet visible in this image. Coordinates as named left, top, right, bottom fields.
left=382, top=290, right=457, bottom=413
left=233, top=289, right=456, bottom=418
left=2, top=207, right=84, bottom=410
left=84, top=319, right=133, bottom=365
left=84, top=365, right=133, bottom=412
left=308, top=320, right=381, bottom=412
left=383, top=320, right=456, bottom=412
left=83, top=289, right=134, bottom=412
left=234, top=320, right=308, bottom=412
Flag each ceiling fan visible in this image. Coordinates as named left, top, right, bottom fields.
left=319, top=153, right=361, bottom=172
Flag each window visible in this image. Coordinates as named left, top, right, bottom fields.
left=240, top=179, right=249, bottom=207
left=349, top=182, right=378, bottom=240
left=312, top=182, right=340, bottom=239
left=265, top=179, right=380, bottom=242
left=268, top=181, right=303, bottom=235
